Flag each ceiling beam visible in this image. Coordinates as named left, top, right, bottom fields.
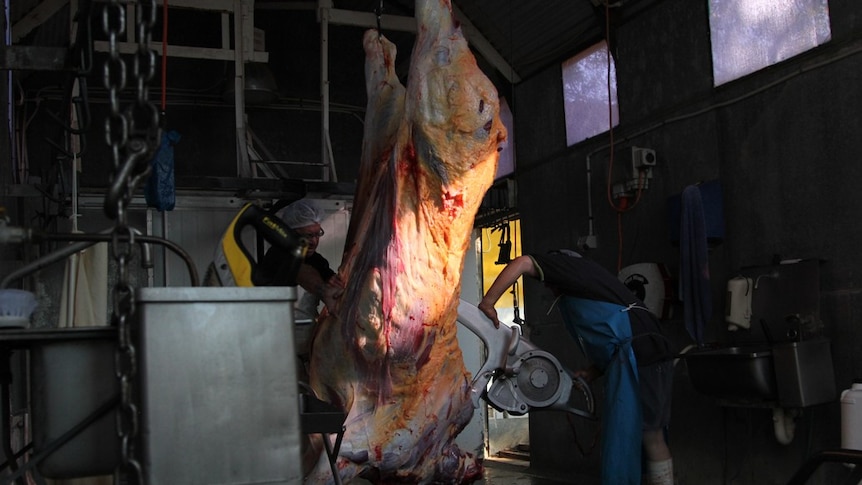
left=13, top=0, right=519, bottom=82
left=452, top=4, right=521, bottom=84
left=321, top=5, right=520, bottom=84
left=91, top=41, right=268, bottom=63
left=325, top=8, right=417, bottom=33
left=0, top=45, right=70, bottom=71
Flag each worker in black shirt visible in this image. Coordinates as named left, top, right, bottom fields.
left=479, top=249, right=674, bottom=485
left=260, top=199, right=344, bottom=356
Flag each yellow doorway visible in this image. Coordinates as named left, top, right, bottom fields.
left=479, top=219, right=530, bottom=461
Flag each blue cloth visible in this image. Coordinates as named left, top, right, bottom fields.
left=145, top=130, right=180, bottom=211
left=679, top=184, right=711, bottom=346
left=557, top=296, right=642, bottom=485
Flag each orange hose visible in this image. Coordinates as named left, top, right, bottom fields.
left=601, top=1, right=645, bottom=271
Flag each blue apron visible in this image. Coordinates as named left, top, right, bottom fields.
left=557, top=296, right=642, bottom=485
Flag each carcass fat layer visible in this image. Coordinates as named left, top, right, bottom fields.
left=307, top=0, right=507, bottom=483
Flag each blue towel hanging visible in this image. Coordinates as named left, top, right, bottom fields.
left=145, top=130, right=180, bottom=212
left=679, top=184, right=711, bottom=345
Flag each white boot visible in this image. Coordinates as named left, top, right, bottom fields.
left=644, top=458, right=673, bottom=485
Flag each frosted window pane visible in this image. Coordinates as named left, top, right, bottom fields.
left=562, top=41, right=619, bottom=147
left=495, top=97, right=515, bottom=180
left=710, top=0, right=831, bottom=86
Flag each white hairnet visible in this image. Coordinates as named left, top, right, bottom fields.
left=279, top=199, right=324, bottom=229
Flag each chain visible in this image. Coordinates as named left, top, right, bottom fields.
left=102, top=1, right=161, bottom=484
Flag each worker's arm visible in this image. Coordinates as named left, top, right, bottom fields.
left=320, top=273, right=345, bottom=311
left=296, top=264, right=344, bottom=312
left=478, top=255, right=538, bottom=328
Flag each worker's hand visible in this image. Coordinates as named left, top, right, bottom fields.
left=574, top=365, right=602, bottom=384
left=321, top=291, right=340, bottom=314
left=328, top=273, right=346, bottom=289
left=321, top=277, right=345, bottom=312
left=477, top=299, right=500, bottom=328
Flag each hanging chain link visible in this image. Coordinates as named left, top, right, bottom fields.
left=102, top=1, right=161, bottom=484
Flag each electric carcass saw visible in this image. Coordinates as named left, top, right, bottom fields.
left=457, top=300, right=596, bottom=420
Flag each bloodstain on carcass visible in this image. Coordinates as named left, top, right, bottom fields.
left=305, top=0, right=506, bottom=483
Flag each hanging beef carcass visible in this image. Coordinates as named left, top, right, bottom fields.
left=305, top=0, right=507, bottom=483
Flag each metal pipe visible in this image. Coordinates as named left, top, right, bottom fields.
left=585, top=154, right=594, bottom=237
left=772, top=407, right=797, bottom=445
left=2, top=238, right=100, bottom=290
left=1, top=394, right=120, bottom=484
left=320, top=0, right=333, bottom=182
left=161, top=210, right=169, bottom=284
left=232, top=0, right=249, bottom=178
left=1, top=232, right=198, bottom=289
left=64, top=249, right=78, bottom=326
left=44, top=232, right=197, bottom=285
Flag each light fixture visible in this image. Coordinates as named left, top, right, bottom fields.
left=223, top=62, right=280, bottom=105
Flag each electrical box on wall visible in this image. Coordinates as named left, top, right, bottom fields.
left=630, top=146, right=656, bottom=182
left=631, top=147, right=656, bottom=169
left=613, top=146, right=656, bottom=199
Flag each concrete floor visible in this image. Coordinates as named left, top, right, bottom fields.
left=481, top=458, right=601, bottom=485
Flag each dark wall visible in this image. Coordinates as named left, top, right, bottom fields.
left=8, top=1, right=862, bottom=482
left=512, top=0, right=862, bottom=483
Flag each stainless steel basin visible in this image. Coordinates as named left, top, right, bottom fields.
left=684, top=345, right=777, bottom=402
left=684, top=339, right=836, bottom=407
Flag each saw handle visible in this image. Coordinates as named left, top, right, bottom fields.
left=233, top=203, right=308, bottom=286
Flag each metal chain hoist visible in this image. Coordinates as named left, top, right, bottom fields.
left=101, top=1, right=161, bottom=483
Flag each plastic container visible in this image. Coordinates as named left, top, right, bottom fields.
left=0, top=289, right=38, bottom=328
left=841, top=381, right=862, bottom=451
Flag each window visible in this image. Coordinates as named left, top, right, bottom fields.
left=562, top=41, right=619, bottom=147
left=709, top=0, right=831, bottom=86
left=495, top=97, right=515, bottom=180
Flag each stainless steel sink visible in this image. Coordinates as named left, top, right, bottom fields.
left=684, top=339, right=836, bottom=407
left=685, top=345, right=777, bottom=402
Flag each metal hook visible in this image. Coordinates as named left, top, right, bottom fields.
left=375, top=0, right=384, bottom=39
left=104, top=138, right=152, bottom=220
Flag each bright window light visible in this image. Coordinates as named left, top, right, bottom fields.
left=495, top=97, right=515, bottom=180
left=709, top=0, right=831, bottom=86
left=562, top=41, right=619, bottom=147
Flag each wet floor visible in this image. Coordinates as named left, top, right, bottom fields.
left=481, top=458, right=601, bottom=485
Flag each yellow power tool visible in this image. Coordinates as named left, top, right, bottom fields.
left=205, top=202, right=308, bottom=287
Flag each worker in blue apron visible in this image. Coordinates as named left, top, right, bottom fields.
left=479, top=249, right=674, bottom=485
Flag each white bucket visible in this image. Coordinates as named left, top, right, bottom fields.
left=841, top=381, right=862, bottom=451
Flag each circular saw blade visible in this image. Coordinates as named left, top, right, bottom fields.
left=486, top=377, right=530, bottom=415
left=513, top=351, right=565, bottom=408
